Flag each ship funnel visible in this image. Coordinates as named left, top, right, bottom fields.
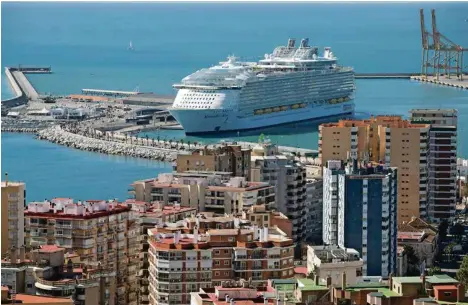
left=287, top=38, right=296, bottom=48
left=300, top=38, right=309, bottom=48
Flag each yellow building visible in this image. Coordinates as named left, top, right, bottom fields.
left=1, top=174, right=25, bottom=256
left=175, top=144, right=251, bottom=179
left=319, top=116, right=431, bottom=223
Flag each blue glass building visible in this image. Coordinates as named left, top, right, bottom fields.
left=323, top=159, right=398, bottom=276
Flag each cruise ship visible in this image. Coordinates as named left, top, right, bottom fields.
left=170, top=38, right=355, bottom=134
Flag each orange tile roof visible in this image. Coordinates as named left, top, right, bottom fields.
left=433, top=285, right=458, bottom=290
left=16, top=294, right=74, bottom=304
left=40, top=245, right=64, bottom=253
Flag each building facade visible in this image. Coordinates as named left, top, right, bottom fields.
left=24, top=199, right=140, bottom=305
left=307, top=245, right=363, bottom=287
left=410, top=109, right=458, bottom=221
left=250, top=143, right=308, bottom=242
left=131, top=172, right=275, bottom=214
left=147, top=221, right=295, bottom=305
left=319, top=116, right=430, bottom=223
left=1, top=176, right=25, bottom=256
left=323, top=160, right=398, bottom=277
left=175, top=144, right=251, bottom=179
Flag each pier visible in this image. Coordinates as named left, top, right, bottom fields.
left=355, top=73, right=418, bottom=79
left=82, top=88, right=145, bottom=97
left=2, top=66, right=52, bottom=108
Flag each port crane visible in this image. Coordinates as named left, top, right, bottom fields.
left=420, top=9, right=467, bottom=81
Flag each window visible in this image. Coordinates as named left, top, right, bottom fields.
left=215, top=272, right=220, bottom=276
left=444, top=292, right=452, bottom=297
left=224, top=260, right=230, bottom=265
left=215, top=260, right=220, bottom=265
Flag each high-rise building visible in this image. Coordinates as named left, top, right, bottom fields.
left=250, top=142, right=308, bottom=242
left=131, top=172, right=275, bottom=214
left=147, top=219, right=295, bottom=305
left=319, top=116, right=430, bottom=223
left=122, top=200, right=198, bottom=305
left=410, top=109, right=458, bottom=221
left=175, top=144, right=251, bottom=179
left=24, top=198, right=140, bottom=305
left=305, top=166, right=323, bottom=244
left=322, top=160, right=398, bottom=276
left=1, top=174, right=25, bottom=256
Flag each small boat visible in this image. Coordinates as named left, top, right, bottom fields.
left=128, top=41, right=134, bottom=51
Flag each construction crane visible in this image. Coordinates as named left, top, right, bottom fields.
left=420, top=9, right=467, bottom=81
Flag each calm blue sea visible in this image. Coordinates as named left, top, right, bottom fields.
left=2, top=2, right=468, bottom=201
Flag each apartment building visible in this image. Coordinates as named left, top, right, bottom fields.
left=410, top=109, right=458, bottom=221
left=131, top=172, right=275, bottom=214
left=1, top=245, right=116, bottom=305
left=122, top=200, right=197, bottom=305
left=250, top=143, right=308, bottom=242
left=307, top=245, right=363, bottom=287
left=24, top=198, right=140, bottom=305
left=1, top=174, right=25, bottom=255
left=319, top=116, right=430, bottom=223
left=147, top=221, right=295, bottom=305
left=323, top=160, right=398, bottom=277
left=305, top=170, right=323, bottom=244
left=175, top=144, right=251, bottom=179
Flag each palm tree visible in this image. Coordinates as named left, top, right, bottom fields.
left=152, top=138, right=155, bottom=146
left=157, top=135, right=160, bottom=144
left=125, top=133, right=128, bottom=143
left=169, top=139, right=173, bottom=148
left=187, top=141, right=191, bottom=150
left=145, top=135, right=149, bottom=146
left=180, top=139, right=184, bottom=149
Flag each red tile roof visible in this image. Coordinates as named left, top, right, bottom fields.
left=39, top=245, right=64, bottom=253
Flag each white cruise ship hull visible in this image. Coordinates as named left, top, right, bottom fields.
left=170, top=101, right=354, bottom=134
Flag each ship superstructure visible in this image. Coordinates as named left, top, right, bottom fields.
left=170, top=38, right=355, bottom=134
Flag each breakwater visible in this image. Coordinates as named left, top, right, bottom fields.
left=1, top=118, right=54, bottom=133
left=2, top=67, right=28, bottom=108
left=37, top=126, right=182, bottom=161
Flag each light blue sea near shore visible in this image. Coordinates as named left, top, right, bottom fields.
left=2, top=2, right=468, bottom=201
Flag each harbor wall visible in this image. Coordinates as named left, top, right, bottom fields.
left=1, top=67, right=28, bottom=108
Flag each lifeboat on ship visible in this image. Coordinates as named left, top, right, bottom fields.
left=254, top=109, right=264, bottom=115
left=273, top=107, right=281, bottom=112
left=338, top=97, right=344, bottom=102
left=299, top=103, right=306, bottom=108
left=264, top=108, right=273, bottom=114
left=280, top=106, right=288, bottom=111
left=291, top=104, right=300, bottom=109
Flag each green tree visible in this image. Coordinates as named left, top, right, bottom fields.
left=428, top=266, right=442, bottom=276
left=444, top=242, right=455, bottom=263
left=450, top=223, right=465, bottom=242
left=456, top=255, right=468, bottom=289
left=438, top=220, right=449, bottom=242
left=404, top=245, right=420, bottom=275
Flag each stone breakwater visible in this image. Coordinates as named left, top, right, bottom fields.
left=37, top=126, right=179, bottom=161
left=1, top=118, right=55, bottom=133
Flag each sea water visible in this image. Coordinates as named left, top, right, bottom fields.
left=2, top=2, right=468, bottom=201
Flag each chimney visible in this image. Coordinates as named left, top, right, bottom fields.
left=326, top=276, right=332, bottom=288
left=19, top=246, right=26, bottom=262
left=10, top=247, right=17, bottom=264
left=341, top=272, right=347, bottom=289
left=193, top=227, right=198, bottom=244
left=457, top=284, right=465, bottom=302
left=4, top=172, right=8, bottom=186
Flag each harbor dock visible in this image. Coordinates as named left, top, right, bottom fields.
left=410, top=75, right=468, bottom=90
